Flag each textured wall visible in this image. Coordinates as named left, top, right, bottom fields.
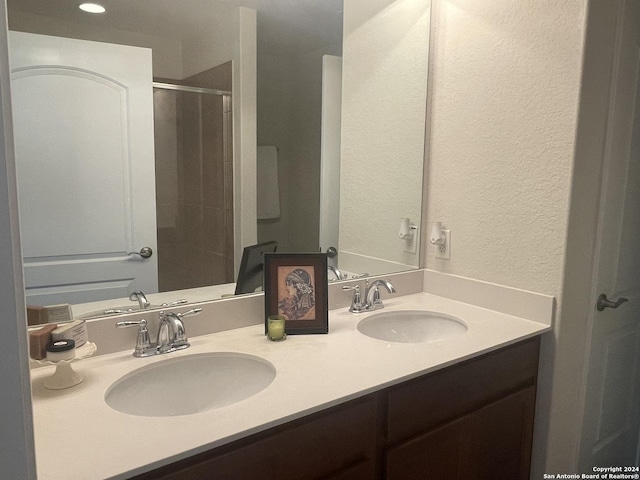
left=339, top=0, right=430, bottom=268
left=426, top=0, right=589, bottom=475
left=426, top=0, right=586, bottom=295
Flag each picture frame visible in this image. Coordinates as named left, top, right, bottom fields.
left=264, top=252, right=328, bottom=335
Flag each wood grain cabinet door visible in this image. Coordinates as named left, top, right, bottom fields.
left=385, top=386, right=536, bottom=480
left=468, top=386, right=536, bottom=480
left=385, top=415, right=472, bottom=480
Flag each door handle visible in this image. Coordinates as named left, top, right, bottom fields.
left=128, top=247, right=153, bottom=259
left=596, top=294, right=629, bottom=311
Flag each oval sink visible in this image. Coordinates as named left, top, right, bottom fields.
left=357, top=310, right=467, bottom=343
left=105, top=352, right=276, bottom=417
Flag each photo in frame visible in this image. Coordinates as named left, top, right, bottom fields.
left=264, top=253, right=328, bottom=335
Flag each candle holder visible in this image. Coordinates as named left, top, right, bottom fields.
left=266, top=315, right=287, bottom=342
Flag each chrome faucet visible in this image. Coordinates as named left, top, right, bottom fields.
left=328, top=265, right=347, bottom=281
left=342, top=284, right=365, bottom=313
left=156, top=310, right=191, bottom=354
left=129, top=290, right=151, bottom=310
left=364, top=279, right=397, bottom=311
left=116, top=308, right=202, bottom=357
left=342, top=279, right=397, bottom=313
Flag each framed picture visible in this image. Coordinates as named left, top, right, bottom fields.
left=264, top=253, right=328, bottom=335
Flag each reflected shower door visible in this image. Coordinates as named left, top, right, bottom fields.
left=153, top=84, right=233, bottom=292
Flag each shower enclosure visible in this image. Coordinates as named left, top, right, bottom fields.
left=152, top=81, right=233, bottom=292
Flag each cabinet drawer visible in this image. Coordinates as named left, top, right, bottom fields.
left=386, top=337, right=539, bottom=444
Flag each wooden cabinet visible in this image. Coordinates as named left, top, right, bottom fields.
left=133, top=337, right=539, bottom=480
left=385, top=386, right=536, bottom=480
left=384, top=338, right=539, bottom=480
left=133, top=395, right=380, bottom=480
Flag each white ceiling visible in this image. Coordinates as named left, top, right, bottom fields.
left=7, top=0, right=344, bottom=55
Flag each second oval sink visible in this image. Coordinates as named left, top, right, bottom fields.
left=357, top=310, right=467, bottom=343
left=105, top=352, right=276, bottom=417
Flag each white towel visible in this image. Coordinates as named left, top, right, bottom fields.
left=257, top=146, right=281, bottom=219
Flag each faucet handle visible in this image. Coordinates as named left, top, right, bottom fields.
left=160, top=299, right=188, bottom=307
left=342, top=285, right=365, bottom=313
left=351, top=273, right=370, bottom=279
left=116, top=319, right=152, bottom=357
left=175, top=308, right=203, bottom=319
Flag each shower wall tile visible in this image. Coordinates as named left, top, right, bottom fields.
left=203, top=206, right=225, bottom=255
left=155, top=61, right=233, bottom=290
left=182, top=205, right=204, bottom=250
left=157, top=234, right=186, bottom=292
left=180, top=95, right=203, bottom=207
left=202, top=103, right=225, bottom=209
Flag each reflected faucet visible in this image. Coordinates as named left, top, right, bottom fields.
left=129, top=291, right=151, bottom=310
left=328, top=265, right=347, bottom=281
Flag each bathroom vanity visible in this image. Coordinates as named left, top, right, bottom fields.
left=133, top=337, right=538, bottom=480
left=28, top=272, right=552, bottom=480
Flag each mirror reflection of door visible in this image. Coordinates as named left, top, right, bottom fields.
left=10, top=32, right=159, bottom=305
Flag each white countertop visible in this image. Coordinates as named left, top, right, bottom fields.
left=30, top=291, right=551, bottom=480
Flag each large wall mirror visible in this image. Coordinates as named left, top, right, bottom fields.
left=7, top=0, right=430, bottom=318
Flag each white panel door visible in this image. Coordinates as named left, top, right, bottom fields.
left=580, top=0, right=640, bottom=468
left=9, top=32, right=158, bottom=305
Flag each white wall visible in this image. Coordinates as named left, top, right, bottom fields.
left=257, top=42, right=341, bottom=253
left=339, top=0, right=430, bottom=270
left=256, top=52, right=292, bottom=246
left=234, top=7, right=258, bottom=273
left=180, top=7, right=238, bottom=79
left=182, top=6, right=259, bottom=274
left=8, top=10, right=183, bottom=79
left=426, top=0, right=585, bottom=294
left=0, top=3, right=36, bottom=477
left=426, top=0, right=588, bottom=475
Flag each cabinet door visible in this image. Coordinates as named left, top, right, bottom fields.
left=386, top=415, right=472, bottom=479
left=469, top=386, right=536, bottom=480
left=386, top=338, right=539, bottom=444
left=386, top=386, right=536, bottom=480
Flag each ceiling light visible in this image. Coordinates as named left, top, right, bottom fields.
left=79, top=3, right=106, bottom=14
